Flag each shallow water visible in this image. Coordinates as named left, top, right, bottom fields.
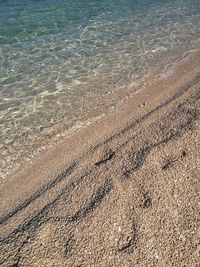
left=0, top=0, right=200, bottom=178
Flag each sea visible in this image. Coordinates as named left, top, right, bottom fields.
left=0, top=0, right=200, bottom=179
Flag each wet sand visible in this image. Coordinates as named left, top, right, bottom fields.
left=0, top=50, right=200, bottom=266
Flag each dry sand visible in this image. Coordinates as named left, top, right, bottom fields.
left=0, top=50, right=200, bottom=267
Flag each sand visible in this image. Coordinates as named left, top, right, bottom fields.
left=0, top=50, right=200, bottom=267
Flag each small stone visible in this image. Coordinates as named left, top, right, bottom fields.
left=139, top=102, right=146, bottom=107
left=118, top=226, right=122, bottom=232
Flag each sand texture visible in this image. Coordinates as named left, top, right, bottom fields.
left=0, top=52, right=200, bottom=266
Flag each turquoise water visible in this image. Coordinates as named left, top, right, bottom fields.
left=0, top=0, right=200, bottom=177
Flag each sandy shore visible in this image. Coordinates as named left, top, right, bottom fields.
left=0, top=50, right=200, bottom=266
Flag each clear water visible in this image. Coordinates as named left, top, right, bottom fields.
left=0, top=0, right=200, bottom=177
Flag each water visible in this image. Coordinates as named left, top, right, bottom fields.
left=0, top=0, right=200, bottom=178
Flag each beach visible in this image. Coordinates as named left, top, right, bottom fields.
left=0, top=49, right=199, bottom=266
left=1, top=0, right=200, bottom=180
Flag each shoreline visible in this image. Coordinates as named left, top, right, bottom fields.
left=1, top=43, right=200, bottom=181
left=1, top=48, right=200, bottom=190
left=0, top=47, right=199, bottom=266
